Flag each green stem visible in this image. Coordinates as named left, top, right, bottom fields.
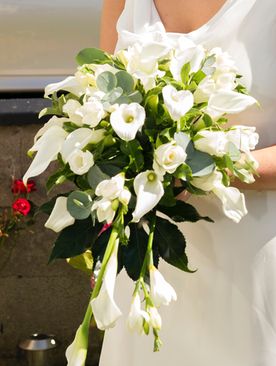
left=139, top=214, right=156, bottom=280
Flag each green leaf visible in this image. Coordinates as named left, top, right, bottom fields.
left=66, top=250, right=93, bottom=275
left=67, top=191, right=93, bottom=220
left=192, top=70, right=206, bottom=84
left=155, top=217, right=194, bottom=272
left=123, top=224, right=149, bottom=281
left=120, top=140, right=144, bottom=172
left=186, top=141, right=215, bottom=177
left=158, top=186, right=176, bottom=207
left=46, top=166, right=73, bottom=192
left=202, top=113, right=213, bottom=128
left=87, top=164, right=110, bottom=190
left=115, top=70, right=134, bottom=93
left=180, top=62, right=191, bottom=85
left=76, top=48, right=110, bottom=65
left=128, top=91, right=143, bottom=104
left=97, top=71, right=117, bottom=93
left=158, top=200, right=214, bottom=223
left=49, top=219, right=101, bottom=262
left=103, top=87, right=124, bottom=104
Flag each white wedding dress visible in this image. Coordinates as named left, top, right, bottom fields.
left=100, top=1, right=276, bottom=365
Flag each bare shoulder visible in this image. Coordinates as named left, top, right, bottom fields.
left=100, top=0, right=126, bottom=53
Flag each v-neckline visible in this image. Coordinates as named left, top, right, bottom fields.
left=152, top=0, right=236, bottom=36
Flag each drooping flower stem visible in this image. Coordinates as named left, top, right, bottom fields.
left=139, top=213, right=156, bottom=281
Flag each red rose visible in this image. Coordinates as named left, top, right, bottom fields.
left=12, top=198, right=31, bottom=216
left=11, top=179, right=36, bottom=194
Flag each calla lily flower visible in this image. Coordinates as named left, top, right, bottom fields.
left=23, top=125, right=68, bottom=185
left=150, top=266, right=177, bottom=307
left=192, top=170, right=247, bottom=223
left=162, top=85, right=194, bottom=122
left=44, top=76, right=85, bottom=98
left=132, top=171, right=164, bottom=223
left=206, top=90, right=257, bottom=119
left=65, top=322, right=89, bottom=366
left=61, top=128, right=105, bottom=163
left=90, top=239, right=122, bottom=330
left=34, top=116, right=69, bottom=142
left=45, top=196, right=75, bottom=233
left=110, top=103, right=146, bottom=141
left=127, top=293, right=150, bottom=335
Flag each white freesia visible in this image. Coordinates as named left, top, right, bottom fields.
left=95, top=174, right=125, bottom=200
left=110, top=103, right=145, bottom=141
left=127, top=293, right=150, bottom=335
left=132, top=171, right=164, bottom=223
left=92, top=198, right=116, bottom=224
left=234, top=152, right=259, bottom=184
left=226, top=125, right=259, bottom=152
left=150, top=266, right=177, bottom=307
left=192, top=170, right=247, bottom=223
left=206, top=90, right=257, bottom=119
left=45, top=197, right=75, bottom=233
left=65, top=322, right=89, bottom=366
left=147, top=306, right=162, bottom=330
left=75, top=98, right=106, bottom=127
left=23, top=126, right=68, bottom=185
left=68, top=150, right=94, bottom=175
left=44, top=76, right=85, bottom=98
left=210, top=47, right=237, bottom=74
left=125, top=42, right=169, bottom=90
left=34, top=116, right=69, bottom=142
left=194, top=130, right=229, bottom=157
left=61, top=128, right=105, bottom=163
left=63, top=100, right=83, bottom=126
left=162, top=85, right=194, bottom=122
left=153, top=141, right=187, bottom=176
left=90, top=239, right=122, bottom=330
left=170, top=38, right=205, bottom=82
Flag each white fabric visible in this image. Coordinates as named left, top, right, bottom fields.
left=100, top=1, right=276, bottom=365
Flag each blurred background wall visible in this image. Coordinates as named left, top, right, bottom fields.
left=0, top=1, right=104, bottom=365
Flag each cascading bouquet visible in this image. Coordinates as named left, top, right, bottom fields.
left=23, top=36, right=259, bottom=364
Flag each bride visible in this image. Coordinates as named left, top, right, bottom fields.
left=99, top=1, right=276, bottom=365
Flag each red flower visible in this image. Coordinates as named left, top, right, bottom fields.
left=12, top=198, right=31, bottom=216
left=11, top=179, right=36, bottom=194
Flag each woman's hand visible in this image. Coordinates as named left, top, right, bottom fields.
left=100, top=0, right=125, bottom=53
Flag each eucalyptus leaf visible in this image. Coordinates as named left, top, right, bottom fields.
left=186, top=141, right=215, bottom=177
left=76, top=48, right=109, bottom=65
left=87, top=164, right=110, bottom=190
left=96, top=71, right=117, bottom=93
left=128, top=91, right=143, bottom=104
left=115, top=70, right=134, bottom=93
left=67, top=191, right=93, bottom=220
left=155, top=217, right=194, bottom=272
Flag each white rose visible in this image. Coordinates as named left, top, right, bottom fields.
left=153, top=141, right=187, bottom=175
left=68, top=149, right=94, bottom=175
left=110, top=103, right=145, bottom=141
left=194, top=130, right=229, bottom=157
left=162, top=85, right=194, bottom=122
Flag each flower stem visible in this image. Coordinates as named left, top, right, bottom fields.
left=139, top=214, right=156, bottom=281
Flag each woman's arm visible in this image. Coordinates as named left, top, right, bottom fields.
left=100, top=0, right=125, bottom=53
left=234, top=145, right=276, bottom=191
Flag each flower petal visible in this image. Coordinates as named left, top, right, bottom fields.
left=65, top=323, right=89, bottom=366
left=44, top=196, right=75, bottom=233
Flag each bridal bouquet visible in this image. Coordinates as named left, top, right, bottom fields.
left=23, top=37, right=258, bottom=364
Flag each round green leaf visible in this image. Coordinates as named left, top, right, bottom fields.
left=76, top=48, right=109, bottom=65
left=96, top=71, right=117, bottom=93
left=115, top=71, right=134, bottom=93
left=67, top=191, right=93, bottom=220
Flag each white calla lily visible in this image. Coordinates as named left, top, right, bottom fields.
left=44, top=76, right=85, bottom=98
left=132, top=171, right=164, bottom=223
left=90, top=239, right=122, bottom=330
left=194, top=130, right=229, bottom=157
left=162, top=85, right=194, bottom=122
left=23, top=126, right=68, bottom=185
left=34, top=116, right=69, bottom=142
left=68, top=150, right=94, bottom=175
left=61, top=128, right=105, bottom=163
left=127, top=293, right=150, bottom=335
left=45, top=197, right=75, bottom=233
left=192, top=170, right=247, bottom=223
left=207, top=91, right=257, bottom=119
left=65, top=322, right=89, bottom=366
left=110, top=103, right=145, bottom=141
left=150, top=266, right=177, bottom=307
